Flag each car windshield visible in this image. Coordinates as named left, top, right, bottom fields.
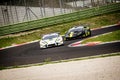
left=42, top=34, right=58, bottom=40
left=67, top=27, right=83, bottom=34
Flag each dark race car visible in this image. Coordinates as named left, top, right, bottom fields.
left=64, top=25, right=91, bottom=40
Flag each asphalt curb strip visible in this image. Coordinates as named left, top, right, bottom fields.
left=1, top=52, right=120, bottom=70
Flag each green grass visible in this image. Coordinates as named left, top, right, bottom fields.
left=81, top=30, right=120, bottom=44
left=0, top=11, right=120, bottom=48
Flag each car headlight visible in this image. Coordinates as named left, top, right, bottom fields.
left=40, top=40, right=47, bottom=45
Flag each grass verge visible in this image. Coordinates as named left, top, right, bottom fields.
left=0, top=52, right=120, bottom=70
left=81, top=30, right=120, bottom=44
left=0, top=11, right=120, bottom=48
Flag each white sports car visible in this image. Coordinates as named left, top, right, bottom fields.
left=39, top=33, right=64, bottom=48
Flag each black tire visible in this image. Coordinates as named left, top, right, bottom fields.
left=64, top=38, right=68, bottom=41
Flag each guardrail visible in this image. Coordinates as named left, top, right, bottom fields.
left=0, top=3, right=120, bottom=36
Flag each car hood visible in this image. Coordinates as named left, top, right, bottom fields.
left=42, top=38, right=58, bottom=44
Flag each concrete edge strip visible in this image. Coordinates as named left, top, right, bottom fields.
left=0, top=24, right=119, bottom=50
left=85, top=40, right=120, bottom=46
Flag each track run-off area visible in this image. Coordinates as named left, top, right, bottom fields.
left=0, top=24, right=120, bottom=67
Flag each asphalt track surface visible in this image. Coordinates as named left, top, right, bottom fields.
left=0, top=25, right=120, bottom=67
